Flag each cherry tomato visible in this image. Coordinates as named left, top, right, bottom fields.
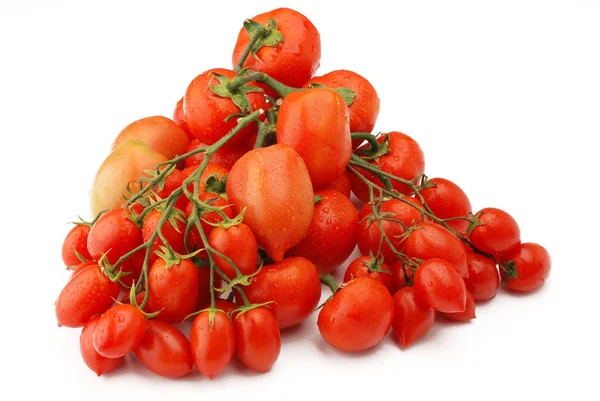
left=190, top=310, right=235, bottom=379
left=440, top=291, right=476, bottom=322
left=226, top=144, right=314, bottom=262
left=413, top=258, right=467, bottom=313
left=464, top=253, right=499, bottom=301
left=233, top=307, right=281, bottom=372
left=390, top=261, right=414, bottom=293
left=142, top=209, right=187, bottom=265
left=134, top=320, right=193, bottom=378
left=500, top=242, right=551, bottom=292
left=290, top=190, right=358, bottom=274
left=420, top=178, right=472, bottom=233
left=243, top=257, right=321, bottom=329
left=276, top=88, right=351, bottom=189
left=80, top=315, right=124, bottom=376
left=184, top=139, right=246, bottom=170
left=391, top=287, right=435, bottom=348
left=209, top=223, right=258, bottom=281
left=469, top=207, right=521, bottom=256
left=318, top=277, right=393, bottom=352
left=173, top=97, right=193, bottom=140
left=92, top=304, right=147, bottom=358
left=62, top=224, right=92, bottom=266
left=343, top=256, right=393, bottom=293
left=323, top=168, right=352, bottom=198
left=148, top=258, right=199, bottom=323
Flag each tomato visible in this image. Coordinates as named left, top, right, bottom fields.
left=232, top=7, right=321, bottom=96
left=343, top=256, right=393, bottom=293
left=201, top=299, right=239, bottom=317
left=440, top=291, right=476, bottom=322
left=184, top=139, right=246, bottom=170
left=243, top=257, right=321, bottom=329
left=289, top=190, right=358, bottom=274
left=276, top=88, right=351, bottom=189
left=391, top=287, right=435, bottom=348
left=305, top=70, right=380, bottom=149
left=464, top=253, right=499, bottom=301
left=323, top=168, right=352, bottom=198
left=390, top=261, right=414, bottom=293
left=413, top=258, right=467, bottom=313
left=469, top=208, right=521, bottom=256
left=62, top=224, right=92, bottom=266
left=318, top=277, right=393, bottom=352
left=80, top=315, right=124, bottom=376
left=403, top=222, right=469, bottom=278
left=173, top=97, right=193, bottom=140
left=420, top=178, right=472, bottom=233
left=142, top=209, right=187, bottom=264
left=209, top=223, right=258, bottom=281
left=226, top=144, right=314, bottom=262
left=181, top=163, right=229, bottom=194
left=135, top=320, right=193, bottom=378
left=500, top=243, right=551, bottom=292
left=92, top=304, right=147, bottom=358
left=233, top=307, right=281, bottom=372
left=185, top=192, right=234, bottom=255
left=190, top=310, right=235, bottom=379
left=148, top=258, right=199, bottom=323
left=350, top=132, right=425, bottom=202
left=154, top=168, right=188, bottom=211
left=56, top=264, right=120, bottom=328
left=184, top=68, right=266, bottom=148
left=69, top=260, right=96, bottom=279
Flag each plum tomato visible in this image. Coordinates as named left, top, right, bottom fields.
left=80, top=315, right=124, bottom=376
left=92, top=304, right=147, bottom=358
left=413, top=258, right=467, bottom=313
left=420, top=178, right=472, bottom=233
left=440, top=291, right=476, bottom=322
left=343, top=255, right=393, bottom=293
left=464, top=253, right=500, bottom=301
left=209, top=223, right=259, bottom=281
left=390, top=260, right=414, bottom=293
left=469, top=207, right=521, bottom=256
left=500, top=242, right=551, bottom=292
left=62, top=224, right=92, bottom=267
left=148, top=258, right=199, bottom=323
left=233, top=307, right=281, bottom=372
left=190, top=310, right=235, bottom=379
left=391, top=287, right=435, bottom=348
left=142, top=208, right=187, bottom=265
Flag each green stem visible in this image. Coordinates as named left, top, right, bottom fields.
left=320, top=274, right=339, bottom=294
left=351, top=132, right=381, bottom=152
left=231, top=72, right=300, bottom=98
left=233, top=23, right=266, bottom=72
left=348, top=154, right=393, bottom=192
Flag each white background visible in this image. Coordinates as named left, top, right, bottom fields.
left=1, top=0, right=599, bottom=399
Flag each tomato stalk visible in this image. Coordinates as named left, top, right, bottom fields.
left=233, top=22, right=267, bottom=72
left=230, top=72, right=299, bottom=98
left=319, top=274, right=339, bottom=295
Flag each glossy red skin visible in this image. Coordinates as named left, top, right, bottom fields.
left=392, top=287, right=435, bottom=348
left=470, top=208, right=521, bottom=256
left=277, top=88, right=351, bottom=189
left=290, top=190, right=358, bottom=274
left=80, top=316, right=124, bottom=376
left=191, top=311, right=235, bottom=379
left=142, top=209, right=187, bottom=265
left=323, top=168, right=352, bottom=198
left=413, top=258, right=467, bottom=313
left=209, top=223, right=258, bottom=281
left=318, top=277, right=394, bottom=352
left=69, top=260, right=96, bottom=279
left=173, top=97, right=193, bottom=140
left=148, top=258, right=199, bottom=323
left=226, top=144, right=314, bottom=262
left=232, top=8, right=321, bottom=97
left=92, top=304, right=148, bottom=358
left=390, top=261, right=414, bottom=293
left=440, top=291, right=476, bottom=321
left=184, top=68, right=266, bottom=148
left=201, top=299, right=239, bottom=317
left=420, top=178, right=472, bottom=233
left=343, top=256, right=393, bottom=293
left=154, top=168, right=188, bottom=211
left=181, top=163, right=230, bottom=194
left=233, top=307, right=281, bottom=372
left=184, top=139, right=246, bottom=170
left=500, top=243, right=551, bottom=292
left=243, top=257, right=321, bottom=329
left=351, top=132, right=425, bottom=202
left=134, top=320, right=193, bottom=378
left=464, top=253, right=500, bottom=301
left=185, top=192, right=234, bottom=250
left=62, top=225, right=92, bottom=266
left=56, top=264, right=120, bottom=328
left=305, top=70, right=380, bottom=149
left=403, top=222, right=469, bottom=278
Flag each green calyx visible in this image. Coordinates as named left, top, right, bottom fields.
left=232, top=301, right=275, bottom=318
left=364, top=252, right=390, bottom=274
left=353, top=132, right=391, bottom=160
left=244, top=18, right=284, bottom=58
left=307, top=82, right=356, bottom=106
left=209, top=70, right=264, bottom=113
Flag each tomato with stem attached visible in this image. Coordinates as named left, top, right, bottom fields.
left=209, top=223, right=258, bottom=281
left=469, top=207, right=521, bottom=256
left=233, top=307, right=281, bottom=372
left=464, top=253, right=499, bottom=301
left=92, top=304, right=147, bottom=358
left=420, top=177, right=472, bottom=233
left=184, top=139, right=246, bottom=170
left=343, top=255, right=393, bottom=293
left=142, top=209, right=187, bottom=265
left=80, top=315, right=124, bottom=376
left=191, top=310, right=235, bottom=379
left=185, top=192, right=234, bottom=255
left=500, top=242, right=551, bottom=292
left=148, top=258, right=199, bottom=323
left=413, top=258, right=467, bottom=313
left=390, top=260, right=414, bottom=293
left=392, top=287, right=435, bottom=348
left=62, top=224, right=92, bottom=267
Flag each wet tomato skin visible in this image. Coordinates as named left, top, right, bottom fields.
left=92, top=304, right=148, bottom=359
left=191, top=310, right=235, bottom=379
left=233, top=307, right=281, bottom=372
left=80, top=315, right=125, bottom=376
left=391, top=287, right=435, bottom=348
left=500, top=242, right=551, bottom=292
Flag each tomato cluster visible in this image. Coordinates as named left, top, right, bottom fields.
left=57, top=7, right=551, bottom=378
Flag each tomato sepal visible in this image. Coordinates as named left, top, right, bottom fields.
left=243, top=18, right=284, bottom=58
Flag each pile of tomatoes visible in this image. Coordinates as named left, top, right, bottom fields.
left=55, top=7, right=552, bottom=379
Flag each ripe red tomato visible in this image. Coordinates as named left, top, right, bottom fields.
left=289, top=190, right=358, bottom=274
left=209, top=223, right=258, bottom=281
left=323, top=168, right=352, bottom=198
left=148, top=258, right=199, bottom=323
left=69, top=260, right=96, bottom=280
left=351, top=132, right=425, bottom=202
left=185, top=192, right=235, bottom=252
left=226, top=144, right=314, bottom=262
left=184, top=139, right=247, bottom=170
left=233, top=307, right=281, bottom=372
left=181, top=163, right=229, bottom=194
left=318, top=277, right=394, bottom=352
left=153, top=168, right=188, bottom=211
left=420, top=178, right=472, bottom=233
left=276, top=88, right=351, bottom=189
left=390, top=261, right=414, bottom=293
left=232, top=8, right=321, bottom=95
left=62, top=224, right=92, bottom=266
left=413, top=258, right=467, bottom=313
left=469, top=207, right=521, bottom=256
left=391, top=287, right=435, bottom=348
left=80, top=315, right=124, bottom=376
left=500, top=243, right=551, bottom=292
left=440, top=291, right=476, bottom=322
left=343, top=256, right=393, bottom=293
left=134, top=320, right=193, bottom=378
left=56, top=264, right=120, bottom=328
left=173, top=97, right=193, bottom=140
left=190, top=310, right=235, bottom=379
left=243, top=257, right=321, bottom=329
left=142, top=209, right=187, bottom=265
left=464, top=253, right=499, bottom=301
left=92, top=304, right=147, bottom=358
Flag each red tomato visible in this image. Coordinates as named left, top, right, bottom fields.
left=232, top=8, right=321, bottom=96
left=56, top=264, right=120, bottom=328
left=440, top=291, right=476, bottom=322
left=80, top=315, right=124, bottom=376
left=185, top=192, right=235, bottom=252
left=500, top=243, right=551, bottom=292
left=390, top=261, right=414, bottom=293
left=142, top=209, right=187, bottom=265
left=469, top=208, right=521, bottom=256
left=318, top=277, right=394, bottom=352
left=391, top=287, right=435, bottom=348
left=209, top=223, right=258, bottom=281
left=420, top=178, right=472, bottom=233
left=69, top=260, right=96, bottom=280
left=290, top=190, right=358, bottom=274
left=413, top=258, right=467, bottom=313
left=464, top=253, right=499, bottom=301
left=233, top=307, right=281, bottom=372
left=191, top=310, right=235, bottom=379
left=173, top=97, right=193, bottom=140
left=181, top=163, right=229, bottom=194
left=226, top=144, right=314, bottom=262
left=351, top=132, right=425, bottom=202
left=92, top=304, right=147, bottom=358
left=153, top=168, right=188, bottom=211
left=243, top=257, right=321, bottom=329
left=62, top=224, right=92, bottom=266
left=323, top=168, right=352, bottom=198
left=134, top=320, right=193, bottom=378
left=184, top=139, right=246, bottom=170
left=343, top=256, right=393, bottom=293
left=148, top=258, right=199, bottom=323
